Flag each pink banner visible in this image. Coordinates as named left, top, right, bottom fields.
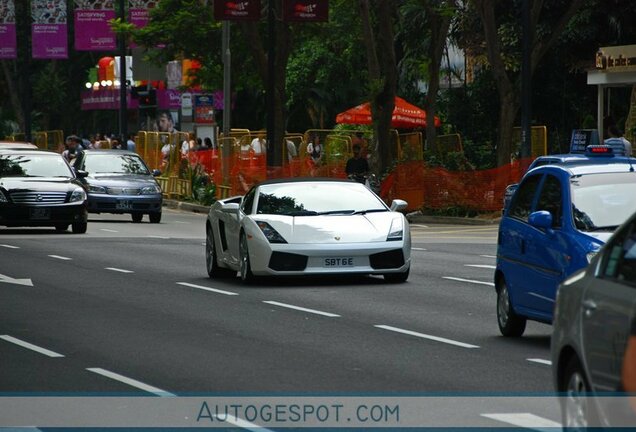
left=74, top=1, right=116, bottom=51
left=81, top=88, right=139, bottom=110
left=0, top=0, right=16, bottom=59
left=156, top=89, right=182, bottom=110
left=129, top=0, right=154, bottom=48
left=31, top=0, right=68, bottom=59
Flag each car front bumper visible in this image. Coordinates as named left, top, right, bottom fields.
left=0, top=202, right=87, bottom=227
left=87, top=193, right=162, bottom=214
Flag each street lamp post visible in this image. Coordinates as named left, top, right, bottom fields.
left=118, top=0, right=127, bottom=143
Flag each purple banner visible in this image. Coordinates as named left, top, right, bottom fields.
left=0, top=0, right=16, bottom=59
left=74, top=1, right=116, bottom=51
left=129, top=0, right=154, bottom=48
left=32, top=0, right=68, bottom=59
left=156, top=89, right=182, bottom=110
left=81, top=89, right=139, bottom=110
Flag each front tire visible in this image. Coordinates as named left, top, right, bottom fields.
left=496, top=279, right=526, bottom=337
left=149, top=212, right=162, bottom=223
left=206, top=226, right=235, bottom=278
left=71, top=221, right=87, bottom=234
left=384, top=266, right=410, bottom=283
left=561, top=356, right=598, bottom=430
left=131, top=213, right=143, bottom=223
left=239, top=232, right=254, bottom=284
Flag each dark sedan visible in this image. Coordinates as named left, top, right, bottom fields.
left=72, top=150, right=163, bottom=223
left=0, top=149, right=88, bottom=233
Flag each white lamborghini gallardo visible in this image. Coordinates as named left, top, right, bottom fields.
left=205, top=178, right=411, bottom=283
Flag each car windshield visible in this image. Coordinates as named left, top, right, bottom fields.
left=84, top=153, right=150, bottom=175
left=0, top=153, right=73, bottom=177
left=256, top=182, right=387, bottom=216
left=571, top=172, right=636, bottom=231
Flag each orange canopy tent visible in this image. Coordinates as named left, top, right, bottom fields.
left=335, top=96, right=441, bottom=129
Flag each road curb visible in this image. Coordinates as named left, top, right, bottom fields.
left=163, top=199, right=210, bottom=214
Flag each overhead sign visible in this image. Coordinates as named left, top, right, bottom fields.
left=283, top=0, right=328, bottom=22
left=214, top=0, right=261, bottom=21
left=73, top=0, right=116, bottom=51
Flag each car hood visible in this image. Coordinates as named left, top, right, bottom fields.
left=87, top=174, right=157, bottom=186
left=256, top=212, right=401, bottom=243
left=0, top=177, right=79, bottom=192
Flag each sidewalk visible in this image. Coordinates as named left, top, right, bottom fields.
left=163, top=200, right=502, bottom=225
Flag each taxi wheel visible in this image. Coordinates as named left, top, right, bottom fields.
left=149, top=212, right=162, bottom=223
left=131, top=213, right=143, bottom=223
left=239, top=232, right=254, bottom=284
left=71, top=221, right=87, bottom=234
left=562, top=356, right=598, bottom=430
left=496, top=279, right=526, bottom=337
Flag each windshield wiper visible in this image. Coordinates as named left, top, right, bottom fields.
left=353, top=208, right=388, bottom=215
left=586, top=225, right=620, bottom=232
left=317, top=210, right=355, bottom=215
left=286, top=210, right=319, bottom=216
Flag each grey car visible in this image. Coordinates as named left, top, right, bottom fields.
left=72, top=150, right=163, bottom=223
left=552, top=211, right=636, bottom=428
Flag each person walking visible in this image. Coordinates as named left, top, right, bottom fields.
left=604, top=125, right=632, bottom=156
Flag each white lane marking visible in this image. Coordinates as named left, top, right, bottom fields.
left=215, top=414, right=273, bottom=432
left=410, top=224, right=429, bottom=228
left=86, top=368, right=175, bottom=397
left=0, top=335, right=64, bottom=358
left=443, top=276, right=494, bottom=286
left=175, top=221, right=190, bottom=224
left=0, top=244, right=19, bottom=249
left=105, top=267, right=134, bottom=274
left=527, top=358, right=552, bottom=366
left=100, top=229, right=118, bottom=233
left=48, top=255, right=72, bottom=261
left=147, top=235, right=170, bottom=239
left=177, top=282, right=238, bottom=296
left=263, top=301, right=340, bottom=318
left=481, top=413, right=561, bottom=429
left=465, top=264, right=496, bottom=269
left=0, top=272, right=33, bottom=286
left=201, top=242, right=206, bottom=246
left=374, top=325, right=479, bottom=349
left=412, top=247, right=427, bottom=251
left=480, top=255, right=497, bottom=258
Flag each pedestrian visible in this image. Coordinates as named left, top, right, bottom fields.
left=306, top=134, right=323, bottom=165
left=604, top=125, right=632, bottom=156
left=346, top=144, right=370, bottom=180
left=62, top=135, right=82, bottom=163
left=127, top=134, right=136, bottom=152
left=250, top=135, right=266, bottom=155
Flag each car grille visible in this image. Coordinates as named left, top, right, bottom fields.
left=107, top=187, right=142, bottom=195
left=369, top=249, right=405, bottom=269
left=269, top=252, right=308, bottom=271
left=10, top=191, right=67, bottom=204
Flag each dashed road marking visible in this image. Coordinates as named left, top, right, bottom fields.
left=100, top=229, right=118, bottom=233
left=465, top=264, right=496, bottom=269
left=105, top=267, right=134, bottom=274
left=527, top=358, right=552, bottom=366
left=480, top=255, right=497, bottom=259
left=0, top=335, right=64, bottom=358
left=481, top=413, right=560, bottom=429
left=0, top=244, right=19, bottom=249
left=412, top=247, right=427, bottom=251
left=443, top=276, right=494, bottom=287
left=263, top=301, right=340, bottom=318
left=374, top=325, right=479, bottom=349
left=86, top=368, right=175, bottom=397
left=215, top=414, right=273, bottom=431
left=48, top=255, right=72, bottom=261
left=177, top=282, right=238, bottom=296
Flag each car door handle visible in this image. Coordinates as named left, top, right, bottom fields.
left=582, top=299, right=597, bottom=317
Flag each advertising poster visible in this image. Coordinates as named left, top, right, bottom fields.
left=129, top=0, right=155, bottom=31
left=214, top=0, right=261, bottom=21
left=283, top=0, right=329, bottom=22
left=32, top=0, right=68, bottom=59
left=0, top=0, right=16, bottom=59
left=74, top=0, right=116, bottom=51
left=194, top=94, right=215, bottom=124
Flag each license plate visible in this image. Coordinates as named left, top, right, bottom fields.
left=30, top=207, right=51, bottom=220
left=324, top=257, right=354, bottom=267
left=116, top=200, right=133, bottom=210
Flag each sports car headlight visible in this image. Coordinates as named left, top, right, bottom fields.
left=387, top=217, right=403, bottom=241
left=257, top=221, right=287, bottom=244
left=88, top=185, right=107, bottom=194
left=140, top=184, right=162, bottom=194
left=70, top=188, right=87, bottom=203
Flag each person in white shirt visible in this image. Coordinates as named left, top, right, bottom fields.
left=604, top=125, right=632, bottom=156
left=286, top=139, right=298, bottom=161
left=250, top=136, right=266, bottom=155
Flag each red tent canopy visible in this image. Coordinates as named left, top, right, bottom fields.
left=335, top=96, right=441, bottom=129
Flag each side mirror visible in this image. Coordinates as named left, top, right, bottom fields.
left=152, top=169, right=162, bottom=177
left=75, top=169, right=88, bottom=179
left=221, top=202, right=240, bottom=216
left=390, top=199, right=408, bottom=212
left=528, top=210, right=553, bottom=231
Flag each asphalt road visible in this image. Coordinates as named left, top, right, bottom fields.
left=0, top=209, right=560, bottom=429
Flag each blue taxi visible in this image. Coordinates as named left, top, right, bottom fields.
left=495, top=153, right=636, bottom=336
